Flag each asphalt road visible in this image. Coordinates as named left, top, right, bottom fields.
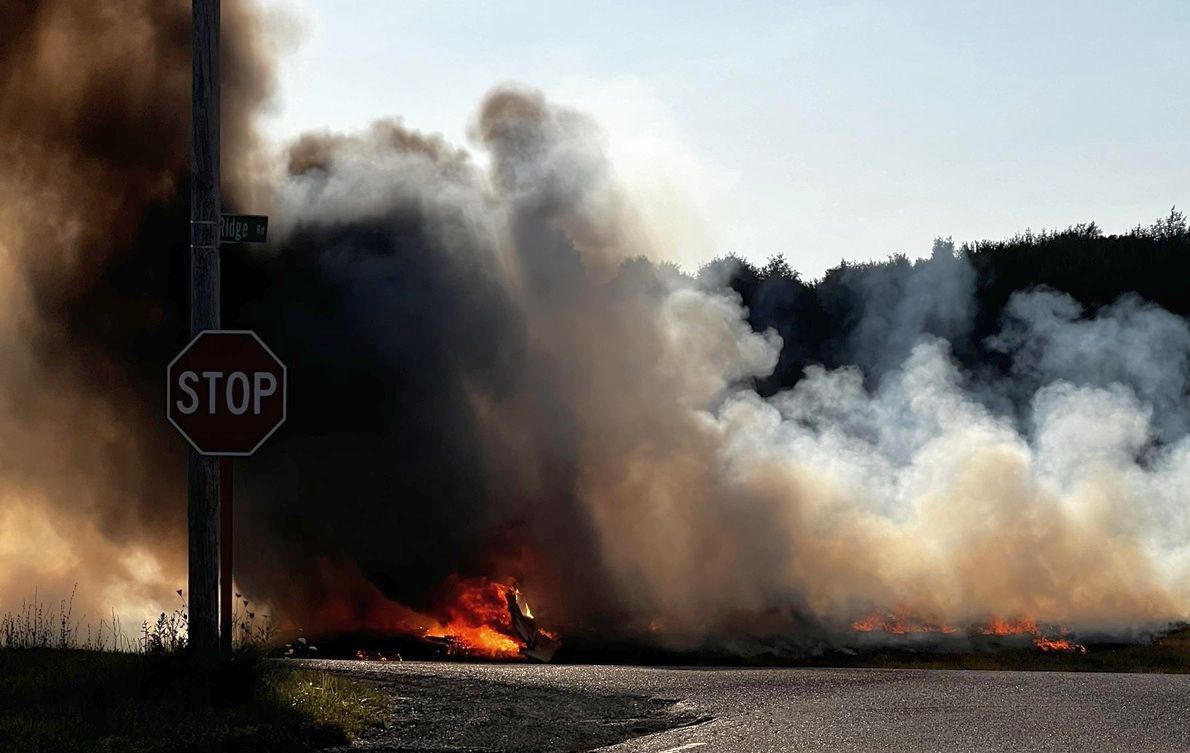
left=309, top=660, right=1190, bottom=753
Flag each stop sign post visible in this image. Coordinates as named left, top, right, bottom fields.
left=168, top=330, right=286, bottom=655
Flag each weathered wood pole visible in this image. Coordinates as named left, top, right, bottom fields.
left=189, top=0, right=221, bottom=660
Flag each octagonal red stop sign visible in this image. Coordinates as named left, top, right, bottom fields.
left=167, top=330, right=287, bottom=456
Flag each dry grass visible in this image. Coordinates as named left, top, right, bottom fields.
left=0, top=588, right=387, bottom=752
left=817, top=626, right=1190, bottom=674
left=1, top=585, right=279, bottom=655
left=0, top=650, right=386, bottom=752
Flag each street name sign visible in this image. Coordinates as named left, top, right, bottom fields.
left=220, top=214, right=268, bottom=244
left=167, top=330, right=287, bottom=456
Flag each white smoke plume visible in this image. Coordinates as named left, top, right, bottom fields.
left=251, top=84, right=1189, bottom=644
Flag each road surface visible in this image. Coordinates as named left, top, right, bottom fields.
left=307, top=660, right=1190, bottom=752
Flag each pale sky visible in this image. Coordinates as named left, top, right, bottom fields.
left=263, top=0, right=1189, bottom=278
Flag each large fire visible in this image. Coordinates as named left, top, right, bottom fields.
left=852, top=610, right=1088, bottom=653
left=301, top=559, right=562, bottom=661
left=420, top=576, right=526, bottom=659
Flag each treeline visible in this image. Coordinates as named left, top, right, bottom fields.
left=699, top=208, right=1190, bottom=394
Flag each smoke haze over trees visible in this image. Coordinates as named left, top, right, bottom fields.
left=715, top=209, right=1190, bottom=398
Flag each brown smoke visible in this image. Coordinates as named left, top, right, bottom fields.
left=0, top=0, right=272, bottom=623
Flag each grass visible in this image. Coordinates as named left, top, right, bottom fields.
left=0, top=650, right=386, bottom=752
left=0, top=590, right=388, bottom=753
left=269, top=667, right=387, bottom=739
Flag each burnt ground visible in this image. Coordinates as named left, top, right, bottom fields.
left=303, top=659, right=710, bottom=752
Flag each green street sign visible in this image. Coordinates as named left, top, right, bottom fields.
left=220, top=214, right=268, bottom=244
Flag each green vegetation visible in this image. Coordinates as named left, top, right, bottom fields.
left=0, top=591, right=387, bottom=753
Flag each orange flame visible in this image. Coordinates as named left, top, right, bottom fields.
left=419, top=575, right=526, bottom=659
left=980, top=616, right=1039, bottom=636
left=978, top=615, right=1087, bottom=653
left=851, top=610, right=1087, bottom=653
left=851, top=610, right=958, bottom=635
left=1033, top=635, right=1087, bottom=653
left=303, top=561, right=532, bottom=660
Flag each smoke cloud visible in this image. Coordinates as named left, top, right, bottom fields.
left=1, top=1, right=1186, bottom=650
left=0, top=0, right=272, bottom=625
left=230, top=85, right=1188, bottom=642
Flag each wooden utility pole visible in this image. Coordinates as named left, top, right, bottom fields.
left=189, top=0, right=221, bottom=659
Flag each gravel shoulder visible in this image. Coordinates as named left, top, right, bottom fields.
left=301, top=659, right=709, bottom=752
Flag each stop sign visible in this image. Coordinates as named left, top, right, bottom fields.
left=167, top=330, right=287, bottom=456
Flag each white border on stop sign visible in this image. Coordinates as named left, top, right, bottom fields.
left=166, top=329, right=288, bottom=457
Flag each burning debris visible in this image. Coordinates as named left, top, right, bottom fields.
left=424, top=578, right=559, bottom=662
left=418, top=576, right=525, bottom=659
left=331, top=575, right=561, bottom=662
left=507, top=585, right=562, bottom=663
